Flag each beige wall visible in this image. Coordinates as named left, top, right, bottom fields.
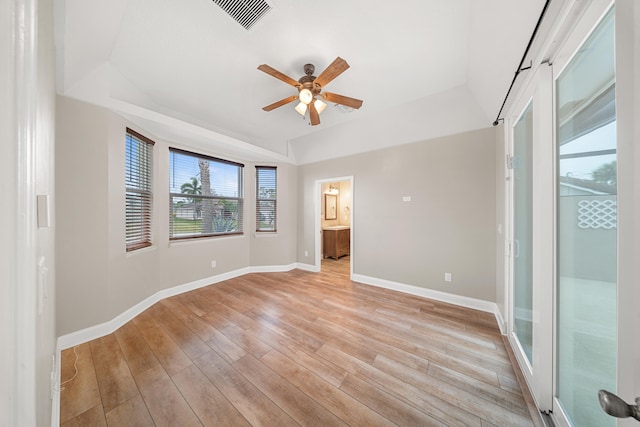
left=56, top=96, right=297, bottom=336
left=56, top=98, right=111, bottom=334
left=298, top=127, right=498, bottom=302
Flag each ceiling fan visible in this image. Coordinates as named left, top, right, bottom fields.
left=258, top=57, right=363, bottom=126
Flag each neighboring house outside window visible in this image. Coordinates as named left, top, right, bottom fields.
left=125, top=128, right=154, bottom=251
left=169, top=148, right=244, bottom=239
left=256, top=166, right=277, bottom=232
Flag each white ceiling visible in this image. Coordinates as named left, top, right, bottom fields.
left=54, top=0, right=546, bottom=164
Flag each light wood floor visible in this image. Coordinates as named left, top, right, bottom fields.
left=60, top=257, right=542, bottom=426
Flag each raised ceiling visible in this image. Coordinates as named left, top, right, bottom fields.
left=54, top=0, right=546, bottom=164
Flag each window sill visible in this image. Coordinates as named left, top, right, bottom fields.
left=168, top=233, right=245, bottom=247
left=126, top=245, right=157, bottom=258
left=254, top=231, right=278, bottom=238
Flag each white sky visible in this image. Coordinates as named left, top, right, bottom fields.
left=559, top=121, right=616, bottom=180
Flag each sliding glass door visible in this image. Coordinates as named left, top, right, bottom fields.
left=512, top=101, right=534, bottom=366
left=554, top=6, right=617, bottom=427
left=505, top=2, right=617, bottom=426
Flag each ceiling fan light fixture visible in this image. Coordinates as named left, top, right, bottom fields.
left=314, top=99, right=327, bottom=114
left=299, top=88, right=313, bottom=105
left=294, top=102, right=307, bottom=116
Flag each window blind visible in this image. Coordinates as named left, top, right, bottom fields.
left=125, top=128, right=154, bottom=251
left=256, top=166, right=277, bottom=232
left=169, top=148, right=244, bottom=239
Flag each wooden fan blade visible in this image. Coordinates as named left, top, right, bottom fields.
left=322, top=92, right=363, bottom=109
left=309, top=101, right=320, bottom=126
left=257, top=64, right=300, bottom=87
left=262, top=95, right=298, bottom=112
left=313, top=57, right=350, bottom=88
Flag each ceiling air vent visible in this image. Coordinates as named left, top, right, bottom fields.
left=212, top=0, right=271, bottom=31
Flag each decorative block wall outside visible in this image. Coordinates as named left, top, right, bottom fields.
left=577, top=199, right=617, bottom=229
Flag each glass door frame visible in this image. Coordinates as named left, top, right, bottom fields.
left=506, top=63, right=555, bottom=414
left=548, top=1, right=616, bottom=425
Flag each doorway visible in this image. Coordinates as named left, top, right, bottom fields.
left=315, top=176, right=353, bottom=278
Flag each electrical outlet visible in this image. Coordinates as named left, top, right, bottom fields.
left=304, top=250, right=309, bottom=257
left=211, top=260, right=217, bottom=268
left=445, top=273, right=452, bottom=282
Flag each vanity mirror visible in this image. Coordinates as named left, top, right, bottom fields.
left=325, top=194, right=337, bottom=220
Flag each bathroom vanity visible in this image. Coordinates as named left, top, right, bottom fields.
left=322, top=226, right=350, bottom=260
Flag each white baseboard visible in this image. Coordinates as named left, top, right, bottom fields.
left=248, top=263, right=298, bottom=273
left=351, top=273, right=504, bottom=329
left=494, top=306, right=506, bottom=335
left=294, top=262, right=320, bottom=272
left=58, top=266, right=505, bottom=350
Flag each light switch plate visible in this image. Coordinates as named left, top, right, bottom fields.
left=37, top=195, right=50, bottom=228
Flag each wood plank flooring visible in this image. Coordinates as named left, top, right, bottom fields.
left=60, top=257, right=543, bottom=426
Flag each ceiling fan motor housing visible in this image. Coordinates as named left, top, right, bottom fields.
left=299, top=64, right=319, bottom=93
left=303, top=63, right=315, bottom=76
